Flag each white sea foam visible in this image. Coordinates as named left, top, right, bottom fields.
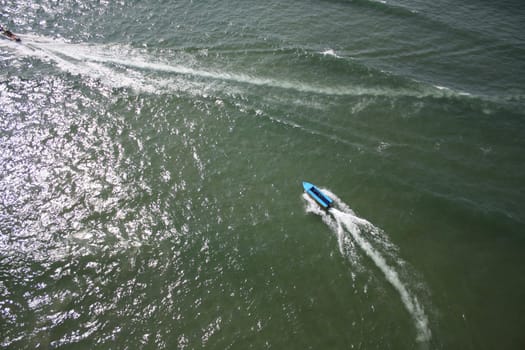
left=320, top=49, right=341, bottom=58
left=303, top=191, right=431, bottom=343
left=4, top=35, right=443, bottom=98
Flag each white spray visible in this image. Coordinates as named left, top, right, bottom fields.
left=3, top=34, right=448, bottom=98
left=303, top=191, right=431, bottom=343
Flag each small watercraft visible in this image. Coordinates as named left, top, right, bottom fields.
left=0, top=26, right=21, bottom=42
left=302, top=181, right=333, bottom=210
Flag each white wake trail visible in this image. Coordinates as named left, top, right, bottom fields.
left=5, top=35, right=446, bottom=98
left=304, top=193, right=431, bottom=343
left=331, top=208, right=431, bottom=342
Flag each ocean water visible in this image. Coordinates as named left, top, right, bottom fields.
left=1, top=0, right=524, bottom=349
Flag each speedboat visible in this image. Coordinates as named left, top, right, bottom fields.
left=1, top=26, right=21, bottom=42
left=302, top=181, right=333, bottom=210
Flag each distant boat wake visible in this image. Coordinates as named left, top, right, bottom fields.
left=2, top=34, right=449, bottom=99
left=303, top=190, right=431, bottom=343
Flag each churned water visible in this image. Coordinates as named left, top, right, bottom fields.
left=1, top=0, right=525, bottom=349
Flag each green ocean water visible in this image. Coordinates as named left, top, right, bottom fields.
left=1, top=0, right=525, bottom=349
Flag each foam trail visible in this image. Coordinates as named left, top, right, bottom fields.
left=304, top=193, right=431, bottom=343
left=23, top=38, right=353, bottom=95
left=33, top=41, right=373, bottom=96
left=332, top=208, right=431, bottom=342
left=6, top=35, right=448, bottom=98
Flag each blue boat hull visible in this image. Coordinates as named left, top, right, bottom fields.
left=302, top=181, right=333, bottom=209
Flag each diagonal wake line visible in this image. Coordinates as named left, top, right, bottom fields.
left=304, top=192, right=431, bottom=343
left=330, top=208, right=431, bottom=343
left=6, top=35, right=446, bottom=98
